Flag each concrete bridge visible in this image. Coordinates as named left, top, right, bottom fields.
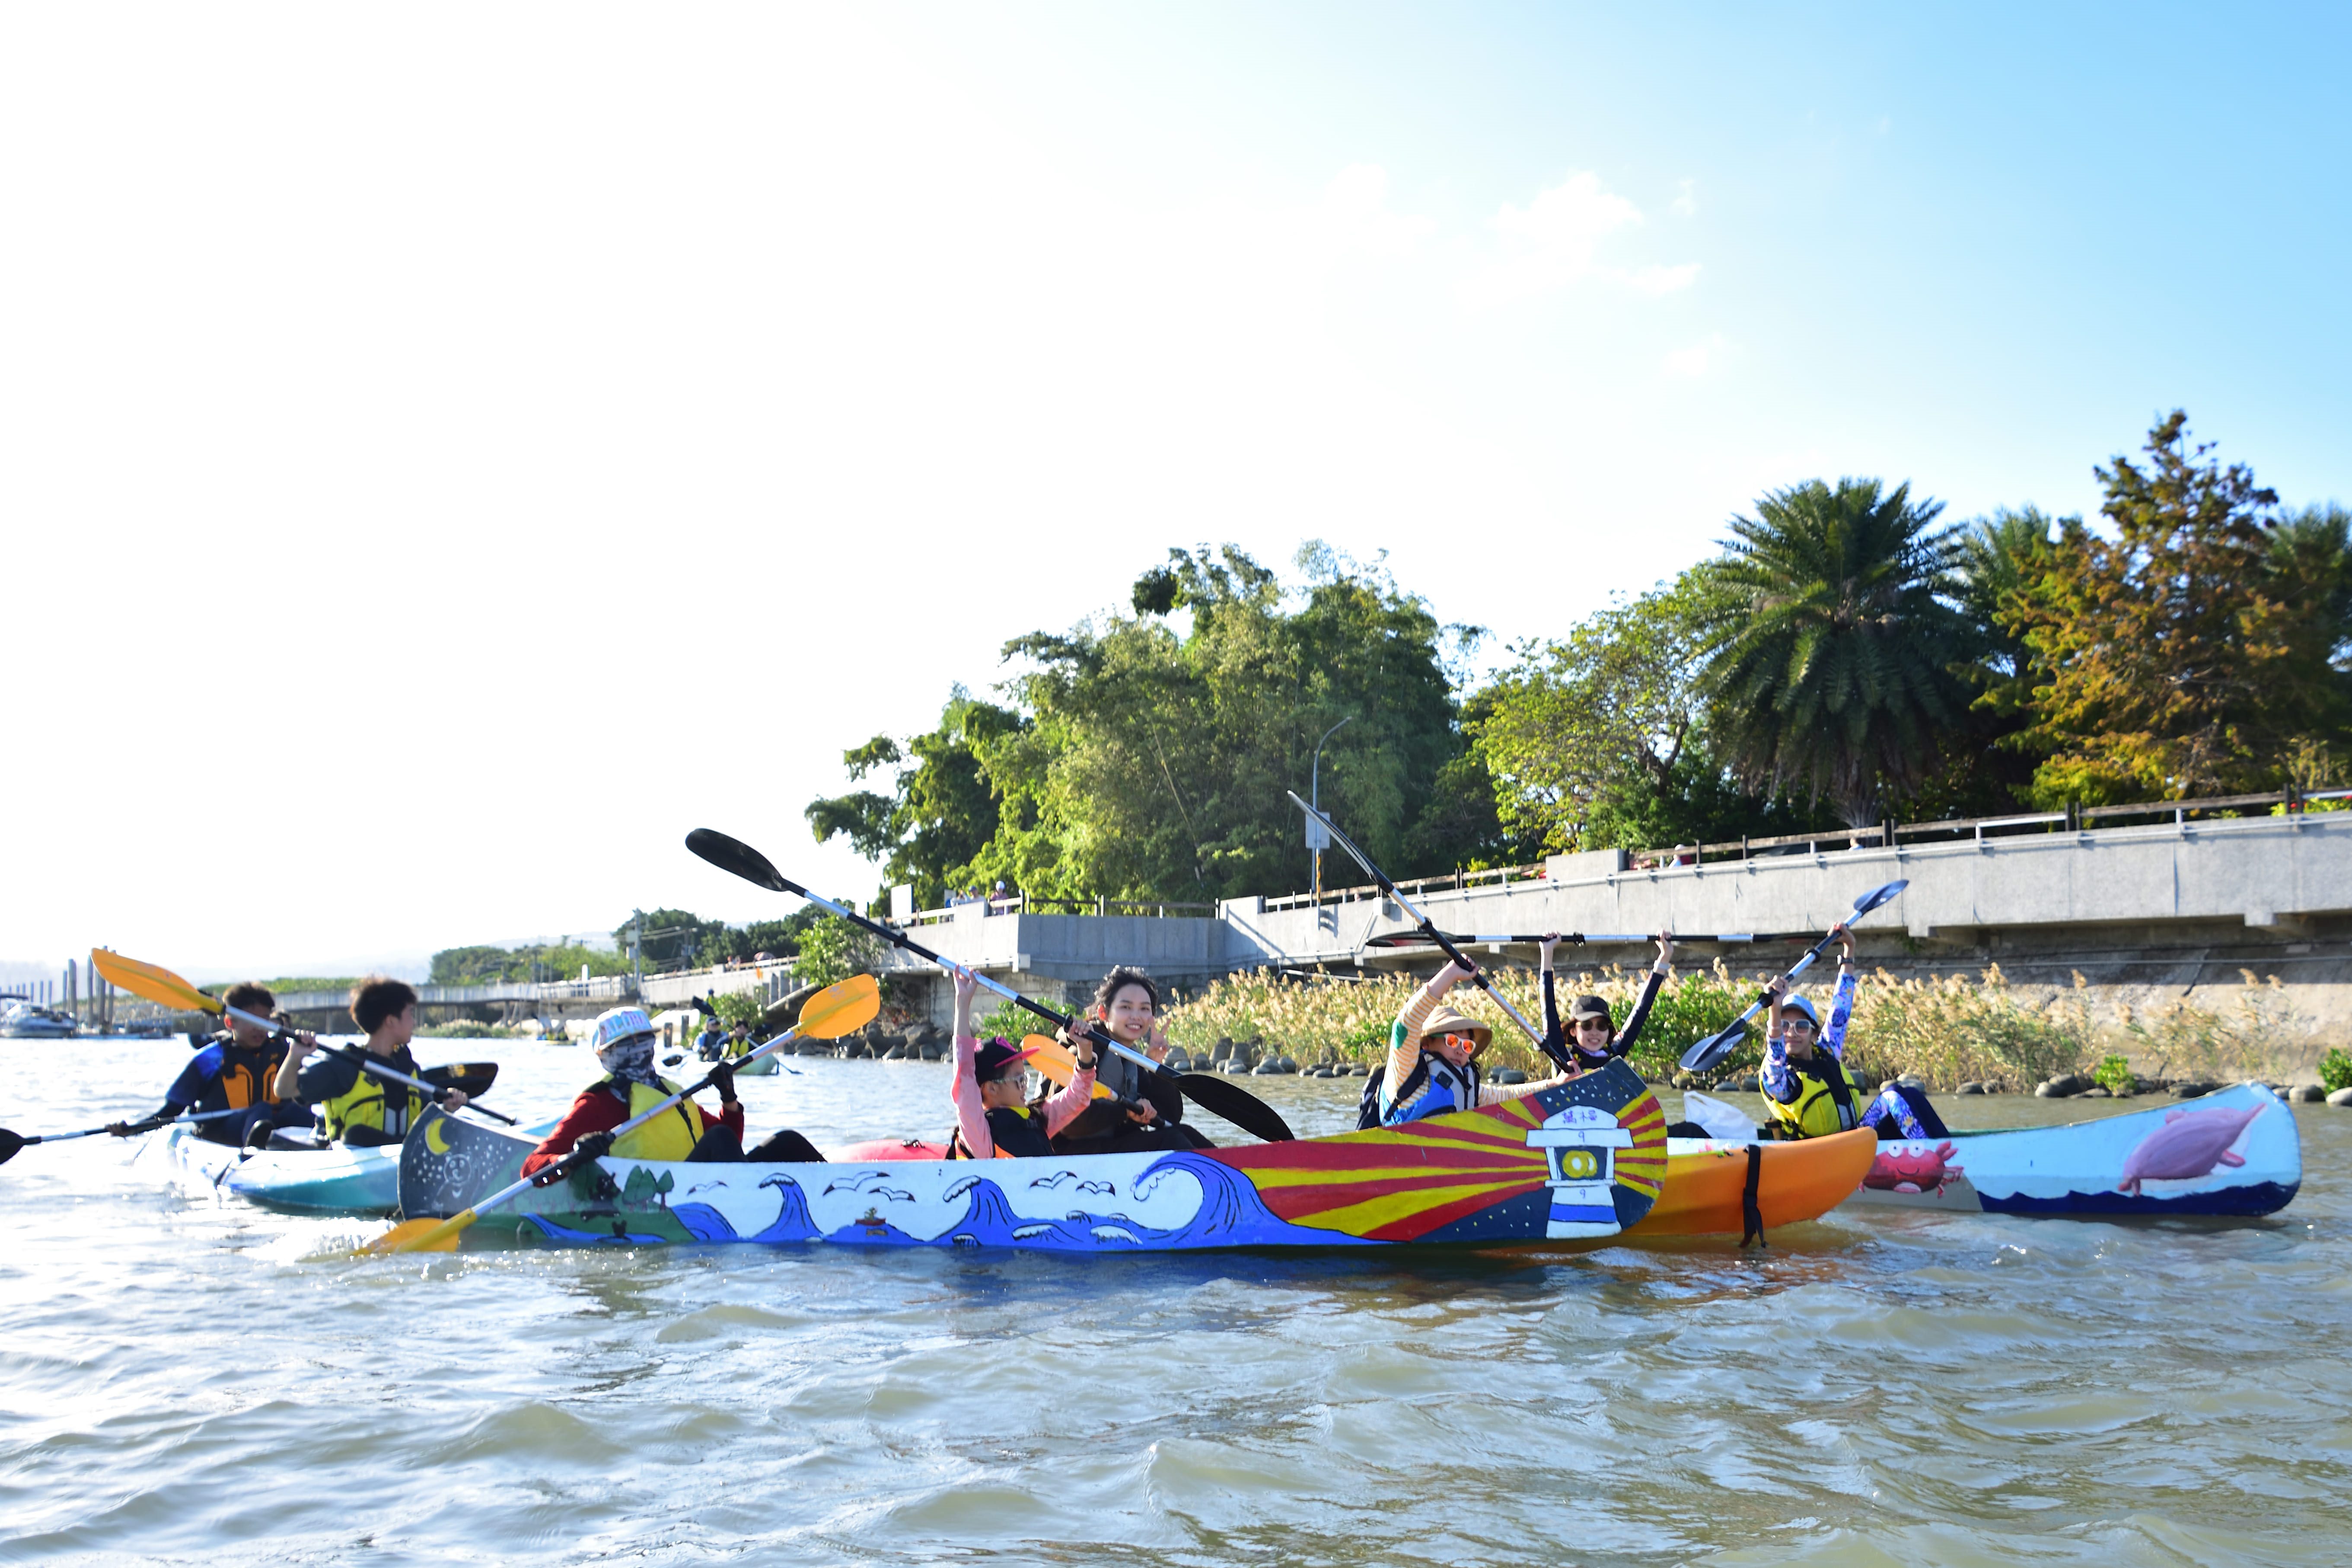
left=272, top=961, right=805, bottom=1025
left=880, top=809, right=2352, bottom=1042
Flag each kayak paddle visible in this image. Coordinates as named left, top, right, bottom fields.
left=1359, top=930, right=1759, bottom=948
left=684, top=828, right=1296, bottom=1144
left=91, top=950, right=519, bottom=1125
left=1677, top=881, right=1910, bottom=1074
left=0, top=1106, right=246, bottom=1165
left=359, top=972, right=881, bottom=1255
left=1286, top=793, right=1567, bottom=1070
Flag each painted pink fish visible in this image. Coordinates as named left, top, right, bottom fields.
left=2116, top=1104, right=2265, bottom=1195
left=1864, top=1142, right=1963, bottom=1195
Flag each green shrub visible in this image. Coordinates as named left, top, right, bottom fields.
left=2320, top=1048, right=2352, bottom=1095
left=2092, top=1054, right=2135, bottom=1093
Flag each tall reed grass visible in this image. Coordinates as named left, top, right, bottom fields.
left=1159, top=962, right=2311, bottom=1089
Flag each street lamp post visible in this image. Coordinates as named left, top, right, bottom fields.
left=1310, top=715, right=1354, bottom=902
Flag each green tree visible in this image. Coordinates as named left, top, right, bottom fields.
left=1469, top=572, right=1717, bottom=850
left=2000, top=414, right=2350, bottom=802
left=792, top=914, right=883, bottom=988
left=1700, top=477, right=1971, bottom=827
left=965, top=544, right=1473, bottom=900
left=806, top=688, right=1024, bottom=908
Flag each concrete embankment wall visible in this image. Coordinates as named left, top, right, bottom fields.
left=892, top=812, right=2352, bottom=1066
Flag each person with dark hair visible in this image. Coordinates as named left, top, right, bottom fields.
left=944, top=967, right=1100, bottom=1159
left=108, top=982, right=314, bottom=1148
left=271, top=975, right=468, bottom=1147
left=1539, top=932, right=1673, bottom=1071
left=1059, top=966, right=1195, bottom=1139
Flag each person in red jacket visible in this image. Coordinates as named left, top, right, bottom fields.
left=522, top=1006, right=820, bottom=1176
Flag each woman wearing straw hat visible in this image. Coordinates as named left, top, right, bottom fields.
left=1373, top=960, right=1573, bottom=1127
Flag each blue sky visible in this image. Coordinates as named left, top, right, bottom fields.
left=2, top=4, right=2345, bottom=974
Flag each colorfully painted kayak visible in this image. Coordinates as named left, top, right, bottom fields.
left=1625, top=1129, right=1879, bottom=1236
left=399, top=1061, right=1670, bottom=1252
left=1840, top=1082, right=2300, bottom=1217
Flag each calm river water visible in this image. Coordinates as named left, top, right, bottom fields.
left=3, top=1038, right=2348, bottom=1566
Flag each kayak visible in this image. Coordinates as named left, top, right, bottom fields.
left=1627, top=1129, right=1879, bottom=1236
left=399, top=1060, right=1671, bottom=1252
left=164, top=1124, right=399, bottom=1212
left=1841, top=1082, right=2300, bottom=1217
left=166, top=1116, right=555, bottom=1215
left=731, top=1052, right=780, bottom=1077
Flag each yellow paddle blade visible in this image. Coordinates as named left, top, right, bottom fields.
left=91, top=950, right=219, bottom=1015
left=794, top=973, right=880, bottom=1039
left=1024, top=1034, right=1114, bottom=1098
left=360, top=1211, right=470, bottom=1256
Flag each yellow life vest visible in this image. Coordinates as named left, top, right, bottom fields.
left=1766, top=1056, right=1871, bottom=1140
left=320, top=1052, right=429, bottom=1144
left=607, top=1077, right=707, bottom=1162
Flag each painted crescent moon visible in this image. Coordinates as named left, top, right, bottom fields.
left=424, top=1118, right=453, bottom=1156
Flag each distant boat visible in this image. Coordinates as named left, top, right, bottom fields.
left=0, top=1002, right=77, bottom=1039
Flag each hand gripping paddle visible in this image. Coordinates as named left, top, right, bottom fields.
left=90, top=950, right=519, bottom=1125
left=1677, top=881, right=1909, bottom=1075
left=358, top=973, right=880, bottom=1255
left=683, top=829, right=1296, bottom=1144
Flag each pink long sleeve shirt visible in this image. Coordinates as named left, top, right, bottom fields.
left=951, top=1032, right=1096, bottom=1158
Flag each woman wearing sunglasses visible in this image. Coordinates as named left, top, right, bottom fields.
left=1371, top=960, right=1573, bottom=1127
left=1538, top=931, right=1673, bottom=1071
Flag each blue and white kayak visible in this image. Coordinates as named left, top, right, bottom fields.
left=1841, top=1082, right=2300, bottom=1217
left=164, top=1124, right=401, bottom=1213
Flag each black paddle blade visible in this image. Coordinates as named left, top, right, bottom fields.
left=685, top=828, right=790, bottom=894
left=1176, top=1073, right=1295, bottom=1143
left=420, top=1062, right=498, bottom=1097
left=1851, top=879, right=1909, bottom=918
left=1680, top=1022, right=1747, bottom=1074
left=0, top=1128, right=24, bottom=1164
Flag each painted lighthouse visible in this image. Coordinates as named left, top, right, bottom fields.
left=1526, top=1103, right=1634, bottom=1238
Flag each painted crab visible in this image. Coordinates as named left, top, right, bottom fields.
left=1864, top=1141, right=1964, bottom=1195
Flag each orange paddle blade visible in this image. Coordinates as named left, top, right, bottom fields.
left=795, top=973, right=881, bottom=1039
left=90, top=950, right=219, bottom=1015
left=360, top=1213, right=468, bottom=1255
left=1024, top=1034, right=1113, bottom=1097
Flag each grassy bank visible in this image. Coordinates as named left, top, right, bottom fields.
left=1160, top=962, right=2311, bottom=1090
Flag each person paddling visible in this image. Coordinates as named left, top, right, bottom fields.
left=109, top=982, right=312, bottom=1149
left=1759, top=924, right=1949, bottom=1141
left=723, top=1021, right=756, bottom=1061
left=271, top=976, right=468, bottom=1147
left=944, top=967, right=1099, bottom=1159
left=521, top=1005, right=822, bottom=1177
left=1540, top=932, right=1673, bottom=1070
left=1054, top=966, right=1208, bottom=1152
left=1374, top=959, right=1574, bottom=1126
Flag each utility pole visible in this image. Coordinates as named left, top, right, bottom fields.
left=1309, top=715, right=1354, bottom=902
left=630, top=910, right=644, bottom=1000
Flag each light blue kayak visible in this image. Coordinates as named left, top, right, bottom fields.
left=166, top=1119, right=557, bottom=1215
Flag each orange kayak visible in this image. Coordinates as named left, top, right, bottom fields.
left=1627, top=1128, right=1877, bottom=1236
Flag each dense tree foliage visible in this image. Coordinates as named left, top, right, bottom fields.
left=1998, top=414, right=2352, bottom=802
left=808, top=413, right=2347, bottom=898
left=1699, top=478, right=1973, bottom=827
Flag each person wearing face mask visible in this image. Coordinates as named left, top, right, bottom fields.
left=520, top=1005, right=825, bottom=1177
left=1538, top=932, right=1673, bottom=1071
left=1366, top=959, right=1575, bottom=1128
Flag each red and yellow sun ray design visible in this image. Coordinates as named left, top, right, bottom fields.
left=1210, top=1087, right=1668, bottom=1243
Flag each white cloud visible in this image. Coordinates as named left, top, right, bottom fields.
left=1460, top=170, right=1698, bottom=307
left=1670, top=179, right=1698, bottom=217
left=1663, top=333, right=1731, bottom=378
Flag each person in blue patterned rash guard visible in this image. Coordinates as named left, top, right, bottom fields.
left=1758, top=924, right=1949, bottom=1141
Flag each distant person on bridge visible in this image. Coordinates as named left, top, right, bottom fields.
left=522, top=1006, right=823, bottom=1176
left=107, top=982, right=315, bottom=1149
left=271, top=976, right=469, bottom=1147
left=1758, top=925, right=1949, bottom=1141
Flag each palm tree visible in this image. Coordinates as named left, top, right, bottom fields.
left=1700, top=478, right=1969, bottom=828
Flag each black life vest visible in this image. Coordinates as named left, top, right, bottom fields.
left=196, top=1037, right=286, bottom=1117
left=947, top=1103, right=1055, bottom=1160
